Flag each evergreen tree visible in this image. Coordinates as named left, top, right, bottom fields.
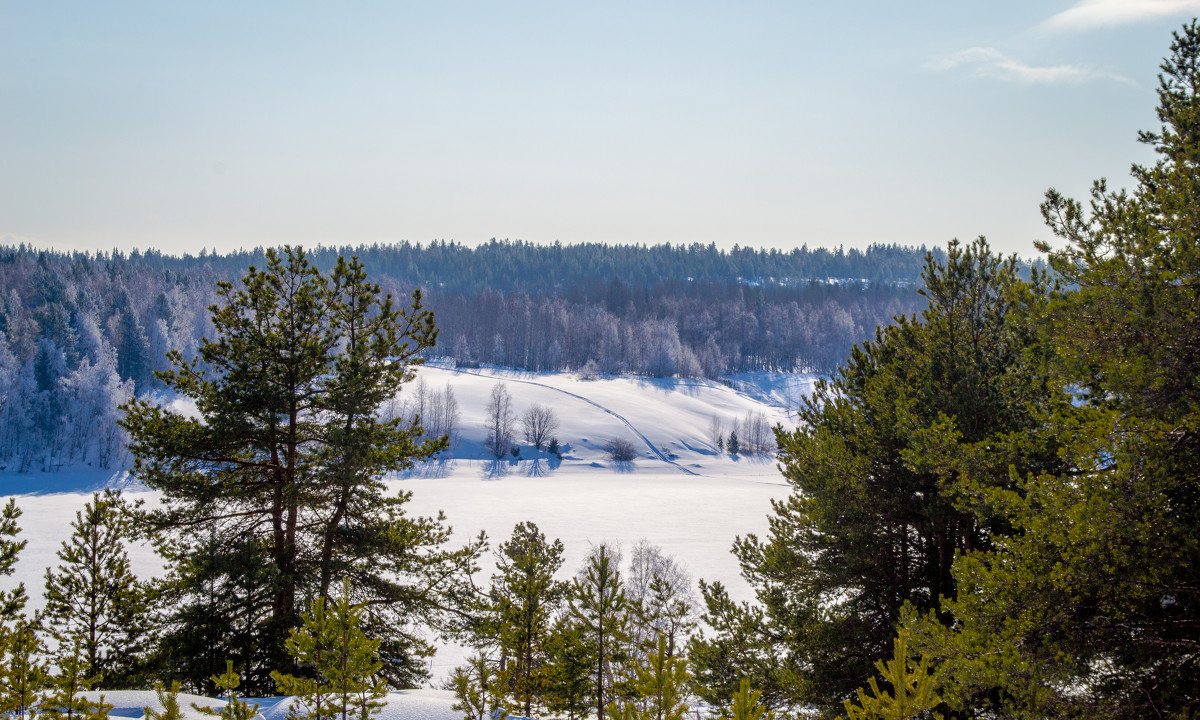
left=840, top=630, right=942, bottom=720
left=487, top=522, right=567, bottom=718
left=192, top=662, right=260, bottom=720
left=144, top=681, right=184, bottom=720
left=0, top=618, right=48, bottom=720
left=121, top=248, right=481, bottom=690
left=42, top=490, right=151, bottom=687
left=718, top=679, right=773, bottom=720
left=40, top=637, right=112, bottom=720
left=449, top=652, right=508, bottom=720
left=616, top=636, right=690, bottom=720
left=0, top=499, right=28, bottom=622
left=271, top=584, right=387, bottom=720
left=115, top=307, right=151, bottom=392
left=567, top=544, right=632, bottom=720
left=904, top=22, right=1200, bottom=719
left=694, top=239, right=1064, bottom=715
left=545, top=617, right=592, bottom=720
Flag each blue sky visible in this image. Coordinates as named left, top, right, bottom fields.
left=2, top=1, right=1197, bottom=257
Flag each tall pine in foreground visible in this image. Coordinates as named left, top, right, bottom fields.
left=692, top=239, right=1066, bottom=715
left=902, top=22, right=1200, bottom=719
left=121, top=247, right=483, bottom=691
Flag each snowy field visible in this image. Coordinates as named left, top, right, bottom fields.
left=0, top=367, right=815, bottom=683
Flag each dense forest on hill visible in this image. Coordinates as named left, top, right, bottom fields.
left=0, top=239, right=937, bottom=470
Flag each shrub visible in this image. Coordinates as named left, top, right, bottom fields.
left=605, top=437, right=637, bottom=462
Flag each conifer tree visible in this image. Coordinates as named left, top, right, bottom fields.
left=693, top=238, right=1063, bottom=716
left=271, top=584, right=387, bottom=720
left=840, top=630, right=942, bottom=720
left=41, top=637, right=112, bottom=720
left=192, top=662, right=260, bottom=720
left=43, top=490, right=150, bottom=687
left=144, top=681, right=184, bottom=720
left=617, top=636, right=690, bottom=720
left=545, top=617, right=592, bottom=720
left=567, top=544, right=632, bottom=720
left=449, top=652, right=508, bottom=720
left=488, top=522, right=566, bottom=718
left=0, top=618, right=47, bottom=720
left=121, top=248, right=482, bottom=690
left=903, top=22, right=1200, bottom=719
left=718, top=680, right=773, bottom=720
left=0, top=498, right=29, bottom=622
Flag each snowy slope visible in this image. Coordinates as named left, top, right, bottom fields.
left=0, top=368, right=814, bottom=684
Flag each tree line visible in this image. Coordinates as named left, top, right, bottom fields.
left=0, top=240, right=928, bottom=471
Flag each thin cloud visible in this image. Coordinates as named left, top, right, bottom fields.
left=931, top=47, right=1131, bottom=84
left=1038, top=0, right=1200, bottom=33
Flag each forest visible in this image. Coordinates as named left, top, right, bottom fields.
left=0, top=240, right=931, bottom=471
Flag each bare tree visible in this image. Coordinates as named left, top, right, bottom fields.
left=741, top=410, right=773, bottom=455
left=426, top=383, right=461, bottom=448
left=522, top=404, right=560, bottom=450
left=707, top=414, right=724, bottom=450
left=485, top=382, right=515, bottom=458
left=626, top=540, right=697, bottom=657
left=605, top=437, right=637, bottom=463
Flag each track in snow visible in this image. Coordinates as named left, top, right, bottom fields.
left=446, top=368, right=700, bottom=476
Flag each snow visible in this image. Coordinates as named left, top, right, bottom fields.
left=260, top=690, right=461, bottom=720
left=71, top=689, right=461, bottom=720
left=0, top=368, right=815, bottom=689
left=76, top=690, right=250, bottom=720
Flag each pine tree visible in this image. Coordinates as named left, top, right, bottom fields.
left=545, top=618, right=592, bottom=720
left=271, top=584, right=387, bottom=720
left=567, top=544, right=632, bottom=720
left=40, top=637, right=112, bottom=720
left=42, top=490, right=150, bottom=687
left=488, top=522, right=566, bottom=718
left=121, top=248, right=481, bottom=690
left=840, top=630, right=942, bottom=720
left=617, top=636, right=689, bottom=720
left=693, top=238, right=1064, bottom=715
left=905, top=22, right=1200, bottom=719
left=718, top=679, right=773, bottom=720
left=0, top=618, right=48, bottom=720
left=192, top=662, right=260, bottom=720
left=144, top=681, right=184, bottom=720
left=449, top=652, right=508, bottom=720
left=0, top=498, right=28, bottom=623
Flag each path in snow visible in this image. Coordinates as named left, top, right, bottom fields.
left=448, top=368, right=700, bottom=476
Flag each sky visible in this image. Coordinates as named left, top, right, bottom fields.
left=1, top=0, right=1197, bottom=258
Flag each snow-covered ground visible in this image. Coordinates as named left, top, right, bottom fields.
left=0, top=367, right=814, bottom=684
